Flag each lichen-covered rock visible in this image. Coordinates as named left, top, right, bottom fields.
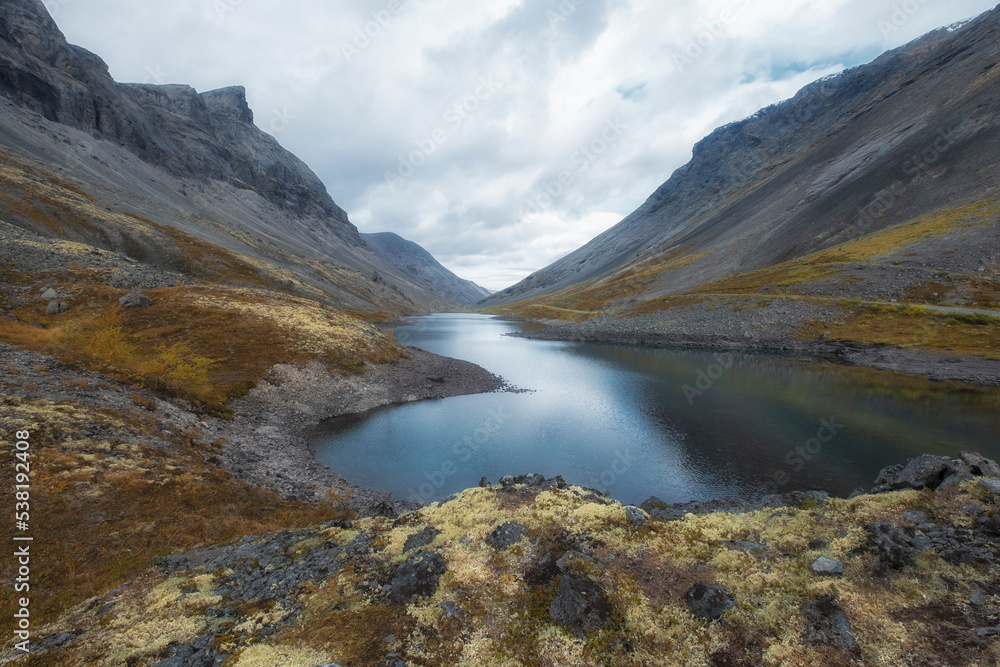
left=625, top=506, right=649, bottom=526
left=802, top=596, right=859, bottom=652
left=549, top=574, right=613, bottom=637
left=872, top=454, right=966, bottom=492
left=486, top=521, right=524, bottom=550
left=390, top=551, right=446, bottom=603
left=685, top=582, right=734, bottom=622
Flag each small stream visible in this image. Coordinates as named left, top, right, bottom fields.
left=310, top=314, right=1000, bottom=506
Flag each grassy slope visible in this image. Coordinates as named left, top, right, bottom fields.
left=487, top=199, right=1000, bottom=356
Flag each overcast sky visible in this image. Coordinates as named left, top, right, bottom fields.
left=45, top=0, right=997, bottom=290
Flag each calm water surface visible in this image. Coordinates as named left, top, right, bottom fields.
left=310, top=314, right=1000, bottom=505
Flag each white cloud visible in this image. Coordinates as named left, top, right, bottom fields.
left=46, top=0, right=998, bottom=291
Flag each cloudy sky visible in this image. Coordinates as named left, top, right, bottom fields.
left=46, top=0, right=997, bottom=290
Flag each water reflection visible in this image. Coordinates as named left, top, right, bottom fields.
left=310, top=314, right=1000, bottom=505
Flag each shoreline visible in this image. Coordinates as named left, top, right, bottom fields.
left=505, top=325, right=1000, bottom=388
left=218, top=346, right=510, bottom=515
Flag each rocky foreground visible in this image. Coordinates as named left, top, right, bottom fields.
left=7, top=452, right=1000, bottom=666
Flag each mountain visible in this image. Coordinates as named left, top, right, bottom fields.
left=0, top=0, right=470, bottom=313
left=362, top=232, right=490, bottom=307
left=482, top=7, right=1000, bottom=326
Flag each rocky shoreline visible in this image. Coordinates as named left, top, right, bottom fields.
left=218, top=347, right=510, bottom=514
left=506, top=322, right=1000, bottom=387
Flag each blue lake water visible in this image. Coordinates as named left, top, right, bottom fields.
left=310, top=314, right=1000, bottom=505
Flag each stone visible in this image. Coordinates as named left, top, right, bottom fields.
left=39, top=288, right=59, bottom=300
left=960, top=452, right=1000, bottom=478
left=403, top=526, right=440, bottom=553
left=866, top=522, right=918, bottom=569
left=900, top=510, right=930, bottom=527
left=983, top=513, right=1000, bottom=535
left=625, top=506, right=649, bottom=526
left=119, top=289, right=153, bottom=309
left=808, top=538, right=829, bottom=550
left=486, top=522, right=524, bottom=551
left=549, top=574, right=613, bottom=637
left=872, top=454, right=967, bottom=492
left=440, top=601, right=466, bottom=619
left=802, top=596, right=859, bottom=651
left=977, top=477, right=1000, bottom=496
left=45, top=301, right=70, bottom=315
left=366, top=501, right=398, bottom=519
left=976, top=626, right=1000, bottom=638
left=811, top=556, right=843, bottom=577
left=478, top=477, right=491, bottom=488
left=390, top=551, right=446, bottom=603
left=685, top=582, right=735, bottom=622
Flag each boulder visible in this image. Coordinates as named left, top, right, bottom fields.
left=486, top=522, right=524, bottom=551
left=866, top=522, right=919, bottom=569
left=549, top=574, right=613, bottom=637
left=390, top=551, right=446, bottom=603
left=977, top=478, right=1000, bottom=496
left=802, top=596, right=859, bottom=651
left=625, top=506, right=650, bottom=527
left=871, top=455, right=968, bottom=493
left=39, top=288, right=59, bottom=300
left=45, top=301, right=70, bottom=315
left=403, top=526, right=440, bottom=553
left=119, top=289, right=153, bottom=309
left=685, top=582, right=735, bottom=622
left=960, top=452, right=1000, bottom=478
left=811, top=556, right=843, bottom=577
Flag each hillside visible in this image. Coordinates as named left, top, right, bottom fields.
left=0, top=0, right=474, bottom=314
left=483, top=7, right=1000, bottom=366
left=363, top=233, right=490, bottom=307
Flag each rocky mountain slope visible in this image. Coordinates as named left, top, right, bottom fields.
left=483, top=7, right=1000, bottom=362
left=363, top=232, right=490, bottom=307
left=0, top=0, right=473, bottom=313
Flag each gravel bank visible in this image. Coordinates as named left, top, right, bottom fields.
left=219, top=347, right=509, bottom=515
left=505, top=299, right=1000, bottom=387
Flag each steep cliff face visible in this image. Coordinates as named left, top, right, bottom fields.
left=363, top=232, right=491, bottom=307
left=483, top=7, right=1000, bottom=308
left=0, top=0, right=476, bottom=313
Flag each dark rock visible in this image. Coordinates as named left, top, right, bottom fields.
left=440, top=600, right=467, bottom=619
left=365, top=501, right=398, bottom=520
left=983, top=513, right=1000, bottom=535
left=808, top=538, right=829, bottom=550
left=872, top=455, right=970, bottom=493
left=119, top=289, right=152, bottom=309
left=403, top=526, right=440, bottom=553
left=976, top=626, right=1000, bottom=638
left=478, top=477, right=491, bottom=488
left=549, top=574, right=614, bottom=637
left=539, top=475, right=567, bottom=492
left=498, top=475, right=516, bottom=488
left=866, top=522, right=918, bottom=568
left=686, top=582, right=735, bottom=622
left=802, top=596, right=859, bottom=651
left=391, top=551, right=446, bottom=603
left=900, top=510, right=930, bottom=527
left=45, top=300, right=69, bottom=315
left=486, top=522, right=525, bottom=551
left=726, top=541, right=771, bottom=554
left=625, top=506, right=649, bottom=526
left=960, top=452, right=1000, bottom=478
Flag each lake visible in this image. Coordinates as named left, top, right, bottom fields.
left=310, top=314, right=1000, bottom=506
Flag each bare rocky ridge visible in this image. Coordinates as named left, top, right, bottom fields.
left=484, top=8, right=1000, bottom=308
left=0, top=0, right=477, bottom=313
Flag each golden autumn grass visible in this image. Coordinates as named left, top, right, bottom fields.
left=0, top=279, right=405, bottom=416
left=0, top=395, right=355, bottom=628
